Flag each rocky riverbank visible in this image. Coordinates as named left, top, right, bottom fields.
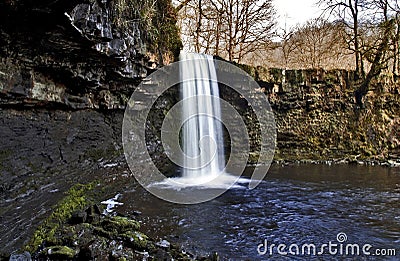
left=5, top=202, right=218, bottom=261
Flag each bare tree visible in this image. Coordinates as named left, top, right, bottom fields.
left=318, top=0, right=399, bottom=105
left=176, top=0, right=276, bottom=63
left=318, top=0, right=368, bottom=79
left=355, top=18, right=395, bottom=104
left=369, top=0, right=400, bottom=75
left=275, top=22, right=298, bottom=69
left=291, top=18, right=346, bottom=69
left=259, top=18, right=352, bottom=70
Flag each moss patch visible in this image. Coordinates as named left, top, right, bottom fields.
left=40, top=246, right=76, bottom=259
left=112, top=0, right=182, bottom=62
left=24, top=182, right=96, bottom=253
left=121, top=231, right=149, bottom=250
left=102, top=216, right=141, bottom=234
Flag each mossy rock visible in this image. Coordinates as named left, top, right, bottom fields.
left=54, top=225, right=80, bottom=246
left=121, top=231, right=150, bottom=250
left=40, top=246, right=76, bottom=260
left=93, top=226, right=116, bottom=239
left=168, top=243, right=194, bottom=260
left=24, top=183, right=96, bottom=253
left=101, top=216, right=141, bottom=234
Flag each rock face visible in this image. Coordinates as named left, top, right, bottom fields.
left=0, top=0, right=180, bottom=110
left=0, top=0, right=182, bottom=255
left=0, top=109, right=127, bottom=253
left=240, top=66, right=400, bottom=163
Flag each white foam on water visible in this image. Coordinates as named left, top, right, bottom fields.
left=149, top=172, right=250, bottom=191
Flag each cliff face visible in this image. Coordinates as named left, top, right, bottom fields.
left=243, top=67, right=400, bottom=164
left=0, top=0, right=181, bottom=254
left=3, top=0, right=396, bottom=168
left=0, top=0, right=180, bottom=109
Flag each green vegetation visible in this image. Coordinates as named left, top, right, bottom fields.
left=121, top=231, right=149, bottom=250
left=151, top=1, right=182, bottom=62
left=24, top=201, right=164, bottom=259
left=112, top=0, right=182, bottom=61
left=24, top=182, right=96, bottom=253
left=102, top=216, right=141, bottom=234
left=40, top=246, right=76, bottom=259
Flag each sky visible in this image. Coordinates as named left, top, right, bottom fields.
left=274, top=0, right=323, bottom=29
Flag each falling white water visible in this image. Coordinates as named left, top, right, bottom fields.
left=180, top=52, right=225, bottom=183
left=148, top=52, right=250, bottom=190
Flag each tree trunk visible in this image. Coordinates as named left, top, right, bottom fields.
left=393, top=19, right=400, bottom=76
left=354, top=15, right=363, bottom=79
left=355, top=19, right=395, bottom=106
left=195, top=0, right=202, bottom=52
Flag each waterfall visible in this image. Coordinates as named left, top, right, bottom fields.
left=149, top=52, right=249, bottom=193
left=180, top=52, right=225, bottom=182
left=125, top=51, right=272, bottom=202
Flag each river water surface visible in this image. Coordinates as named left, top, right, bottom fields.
left=117, top=164, right=400, bottom=260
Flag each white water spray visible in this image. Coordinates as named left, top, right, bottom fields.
left=180, top=52, right=225, bottom=182
left=148, top=52, right=249, bottom=190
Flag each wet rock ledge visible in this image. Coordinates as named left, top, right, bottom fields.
left=30, top=206, right=198, bottom=260
left=2, top=178, right=220, bottom=261
left=7, top=203, right=219, bottom=261
left=1, top=181, right=219, bottom=261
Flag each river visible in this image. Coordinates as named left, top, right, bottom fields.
left=1, top=163, right=399, bottom=259
left=117, top=164, right=400, bottom=260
